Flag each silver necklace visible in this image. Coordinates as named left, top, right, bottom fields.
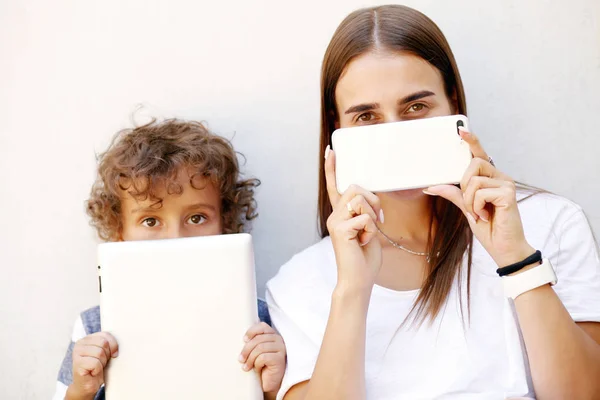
left=376, top=226, right=431, bottom=261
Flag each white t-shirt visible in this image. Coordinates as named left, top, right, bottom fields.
left=266, top=193, right=600, bottom=400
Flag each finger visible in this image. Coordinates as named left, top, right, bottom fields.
left=75, top=344, right=109, bottom=367
left=347, top=195, right=378, bottom=222
left=460, top=157, right=501, bottom=194
left=473, top=185, right=516, bottom=219
left=335, top=213, right=378, bottom=245
left=77, top=337, right=110, bottom=362
left=239, top=333, right=278, bottom=363
left=458, top=127, right=488, bottom=160
left=336, top=186, right=381, bottom=221
left=75, top=356, right=104, bottom=378
left=463, top=177, right=505, bottom=222
left=254, top=352, right=279, bottom=371
left=243, top=322, right=274, bottom=343
left=243, top=342, right=281, bottom=371
left=84, top=332, right=119, bottom=358
left=324, top=147, right=341, bottom=207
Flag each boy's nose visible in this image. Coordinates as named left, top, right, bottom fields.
left=165, top=225, right=184, bottom=239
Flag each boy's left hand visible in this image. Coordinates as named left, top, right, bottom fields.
left=239, top=322, right=286, bottom=394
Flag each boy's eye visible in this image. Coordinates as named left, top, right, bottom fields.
left=141, top=218, right=160, bottom=227
left=188, top=214, right=206, bottom=225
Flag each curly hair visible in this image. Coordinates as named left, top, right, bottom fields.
left=86, top=118, right=260, bottom=241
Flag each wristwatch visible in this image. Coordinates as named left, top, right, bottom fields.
left=502, top=258, right=558, bottom=299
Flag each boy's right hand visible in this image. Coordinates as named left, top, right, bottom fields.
left=66, top=332, right=119, bottom=400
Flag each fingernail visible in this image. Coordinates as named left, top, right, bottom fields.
left=466, top=213, right=477, bottom=224
left=238, top=354, right=244, bottom=363
left=324, top=145, right=331, bottom=160
left=458, top=126, right=468, bottom=132
left=112, top=351, right=119, bottom=358
left=480, top=214, right=489, bottom=223
left=243, top=335, right=249, bottom=342
left=423, top=189, right=437, bottom=196
left=242, top=364, right=250, bottom=371
left=379, top=209, right=385, bottom=223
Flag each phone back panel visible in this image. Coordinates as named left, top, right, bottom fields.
left=332, top=115, right=472, bottom=193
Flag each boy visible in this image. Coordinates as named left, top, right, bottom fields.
left=53, top=118, right=286, bottom=400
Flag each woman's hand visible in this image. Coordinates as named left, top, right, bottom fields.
left=324, top=146, right=383, bottom=293
left=425, top=128, right=535, bottom=268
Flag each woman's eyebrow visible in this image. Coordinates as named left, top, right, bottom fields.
left=398, top=90, right=436, bottom=105
left=344, top=103, right=380, bottom=115
left=344, top=90, right=436, bottom=115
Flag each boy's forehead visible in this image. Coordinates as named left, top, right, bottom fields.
left=119, top=168, right=215, bottom=202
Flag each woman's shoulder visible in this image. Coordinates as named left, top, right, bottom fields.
left=517, top=189, right=584, bottom=229
left=515, top=189, right=594, bottom=257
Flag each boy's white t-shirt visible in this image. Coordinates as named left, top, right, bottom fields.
left=266, top=193, right=600, bottom=400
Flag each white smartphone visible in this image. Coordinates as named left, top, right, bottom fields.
left=332, top=114, right=473, bottom=193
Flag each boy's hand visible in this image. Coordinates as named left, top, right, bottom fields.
left=239, top=322, right=286, bottom=395
left=66, top=332, right=119, bottom=400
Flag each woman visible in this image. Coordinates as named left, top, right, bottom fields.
left=267, top=5, right=600, bottom=400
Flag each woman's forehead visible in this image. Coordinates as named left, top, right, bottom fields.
left=335, top=51, right=445, bottom=110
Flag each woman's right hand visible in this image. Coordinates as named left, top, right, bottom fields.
left=324, top=146, right=383, bottom=293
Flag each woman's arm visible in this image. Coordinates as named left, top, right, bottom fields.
left=513, top=272, right=600, bottom=399
left=284, top=149, right=381, bottom=400
left=429, top=129, right=600, bottom=399
left=285, top=286, right=371, bottom=400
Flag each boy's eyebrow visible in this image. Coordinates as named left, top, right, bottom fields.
left=130, top=202, right=218, bottom=214
left=131, top=206, right=162, bottom=214
left=185, top=202, right=217, bottom=212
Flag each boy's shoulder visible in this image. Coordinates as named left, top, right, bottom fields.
left=257, top=298, right=271, bottom=326
left=80, top=305, right=101, bottom=335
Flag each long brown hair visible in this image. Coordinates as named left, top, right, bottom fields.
left=318, top=5, right=473, bottom=325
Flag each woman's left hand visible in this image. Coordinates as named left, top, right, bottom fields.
left=425, top=127, right=536, bottom=268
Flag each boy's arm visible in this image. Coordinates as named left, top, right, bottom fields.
left=53, top=316, right=87, bottom=399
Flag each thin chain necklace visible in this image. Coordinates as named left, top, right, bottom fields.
left=376, top=225, right=431, bottom=262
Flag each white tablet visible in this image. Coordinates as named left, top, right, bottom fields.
left=332, top=114, right=473, bottom=193
left=98, top=233, right=263, bottom=400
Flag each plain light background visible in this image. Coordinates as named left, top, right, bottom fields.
left=1, top=0, right=599, bottom=398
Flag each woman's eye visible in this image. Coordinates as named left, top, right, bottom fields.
left=141, top=218, right=159, bottom=227
left=407, top=103, right=426, bottom=113
left=188, top=214, right=206, bottom=225
left=357, top=113, right=374, bottom=122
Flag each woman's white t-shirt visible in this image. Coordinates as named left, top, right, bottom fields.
left=266, top=193, right=600, bottom=400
